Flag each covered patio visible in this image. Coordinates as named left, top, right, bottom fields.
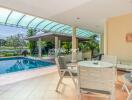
left=0, top=0, right=132, bottom=100
left=25, top=32, right=93, bottom=61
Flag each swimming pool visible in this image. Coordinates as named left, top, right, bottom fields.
left=0, top=57, right=54, bottom=74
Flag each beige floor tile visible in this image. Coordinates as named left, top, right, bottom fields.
left=0, top=71, right=128, bottom=100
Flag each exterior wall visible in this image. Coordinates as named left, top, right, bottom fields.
left=105, top=13, right=132, bottom=61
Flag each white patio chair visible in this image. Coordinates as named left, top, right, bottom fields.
left=78, top=66, right=116, bottom=100
left=55, top=56, right=77, bottom=92
left=101, top=55, right=118, bottom=80
left=122, top=73, right=132, bottom=100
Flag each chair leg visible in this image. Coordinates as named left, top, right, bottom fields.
left=56, top=71, right=66, bottom=92
left=127, top=90, right=132, bottom=100
left=122, top=83, right=125, bottom=91
left=122, top=83, right=130, bottom=94
left=110, top=87, right=115, bottom=100
left=68, top=71, right=76, bottom=87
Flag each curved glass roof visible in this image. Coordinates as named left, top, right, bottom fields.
left=0, top=7, right=97, bottom=39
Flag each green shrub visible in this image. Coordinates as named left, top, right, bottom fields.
left=3, top=52, right=14, bottom=57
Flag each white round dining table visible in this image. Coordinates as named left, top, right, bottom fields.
left=78, top=61, right=113, bottom=68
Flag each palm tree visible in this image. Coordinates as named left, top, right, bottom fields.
left=61, top=42, right=72, bottom=54
left=86, top=35, right=99, bottom=58
left=79, top=35, right=99, bottom=59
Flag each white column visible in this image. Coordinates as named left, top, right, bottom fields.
left=104, top=20, right=108, bottom=54
left=59, top=40, right=61, bottom=49
left=38, top=38, right=42, bottom=58
left=72, top=26, right=77, bottom=63
left=99, top=33, right=104, bottom=53
left=55, top=36, right=59, bottom=56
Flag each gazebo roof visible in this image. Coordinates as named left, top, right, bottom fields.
left=25, top=32, right=88, bottom=42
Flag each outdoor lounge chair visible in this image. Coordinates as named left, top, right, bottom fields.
left=122, top=73, right=132, bottom=100
left=55, top=56, right=77, bottom=92
left=78, top=66, right=116, bottom=100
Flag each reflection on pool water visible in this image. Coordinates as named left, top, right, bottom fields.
left=0, top=57, right=54, bottom=74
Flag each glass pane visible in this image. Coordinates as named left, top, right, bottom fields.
left=18, top=15, right=35, bottom=27
left=51, top=24, right=65, bottom=32
left=28, top=18, right=43, bottom=28
left=77, top=29, right=90, bottom=37
left=37, top=20, right=52, bottom=30
left=77, top=29, right=88, bottom=38
left=56, top=25, right=70, bottom=33
left=6, top=11, right=24, bottom=25
left=0, top=8, right=11, bottom=24
left=44, top=22, right=58, bottom=31
left=78, top=32, right=87, bottom=37
left=65, top=30, right=72, bottom=36
left=63, top=27, right=72, bottom=33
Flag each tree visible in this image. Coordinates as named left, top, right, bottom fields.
left=41, top=41, right=54, bottom=54
left=86, top=35, right=99, bottom=58
left=61, top=42, right=71, bottom=54
left=6, top=34, right=26, bottom=49
left=0, top=39, right=6, bottom=47
left=79, top=35, right=99, bottom=58
left=27, top=29, right=37, bottom=55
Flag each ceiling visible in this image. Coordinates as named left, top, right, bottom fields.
left=0, top=0, right=132, bottom=33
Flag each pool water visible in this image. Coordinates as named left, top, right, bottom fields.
left=0, top=57, right=54, bottom=74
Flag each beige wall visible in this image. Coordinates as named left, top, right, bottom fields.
left=105, top=13, right=132, bottom=61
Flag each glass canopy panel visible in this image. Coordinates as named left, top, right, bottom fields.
left=50, top=24, right=64, bottom=31
left=58, top=26, right=71, bottom=36
left=37, top=20, right=52, bottom=30
left=56, top=25, right=71, bottom=33
left=18, top=15, right=35, bottom=27
left=77, top=28, right=92, bottom=38
left=6, top=11, right=24, bottom=25
left=44, top=22, right=58, bottom=31
left=65, top=31, right=72, bottom=36
left=0, top=8, right=11, bottom=24
left=64, top=29, right=72, bottom=33
left=0, top=7, right=97, bottom=38
left=62, top=27, right=72, bottom=36
left=76, top=31, right=88, bottom=38
left=28, top=18, right=43, bottom=28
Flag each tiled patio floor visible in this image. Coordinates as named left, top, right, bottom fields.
left=0, top=71, right=128, bottom=100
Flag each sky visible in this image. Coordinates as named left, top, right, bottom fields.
left=0, top=25, right=27, bottom=39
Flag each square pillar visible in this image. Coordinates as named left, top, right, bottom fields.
left=38, top=38, right=42, bottom=58
left=99, top=33, right=104, bottom=53
left=59, top=40, right=61, bottom=49
left=104, top=21, right=108, bottom=54
left=72, top=26, right=77, bottom=63
left=55, top=36, right=59, bottom=56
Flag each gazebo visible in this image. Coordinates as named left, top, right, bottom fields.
left=25, top=31, right=89, bottom=62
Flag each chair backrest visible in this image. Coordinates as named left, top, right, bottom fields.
left=55, top=56, right=67, bottom=75
left=78, top=66, right=116, bottom=93
left=101, top=55, right=117, bottom=66
left=55, top=56, right=67, bottom=69
left=77, top=52, right=83, bottom=61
